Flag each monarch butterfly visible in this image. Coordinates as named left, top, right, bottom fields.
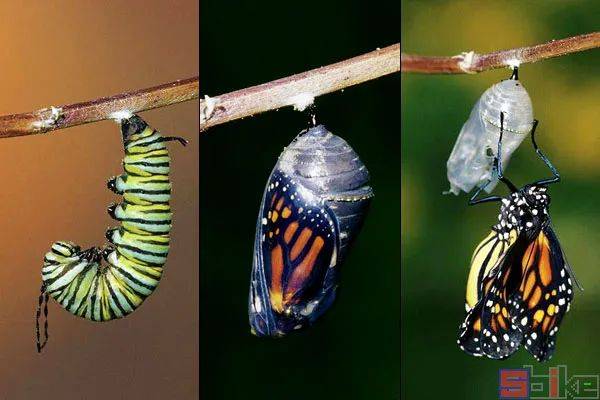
left=447, top=67, right=534, bottom=195
left=36, top=114, right=186, bottom=352
left=457, top=112, right=580, bottom=362
left=249, top=124, right=374, bottom=337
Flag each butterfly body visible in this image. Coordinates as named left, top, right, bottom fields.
left=249, top=125, right=373, bottom=337
left=494, top=184, right=550, bottom=245
left=459, top=184, right=575, bottom=362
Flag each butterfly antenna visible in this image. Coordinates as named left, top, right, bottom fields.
left=495, top=112, right=518, bottom=192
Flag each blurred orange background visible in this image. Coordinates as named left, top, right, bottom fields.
left=0, top=2, right=198, bottom=398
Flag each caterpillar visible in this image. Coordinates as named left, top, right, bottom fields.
left=249, top=124, right=374, bottom=337
left=36, top=114, right=186, bottom=352
left=446, top=67, right=534, bottom=195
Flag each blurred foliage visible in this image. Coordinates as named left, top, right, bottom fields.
left=201, top=1, right=400, bottom=399
left=402, top=1, right=600, bottom=398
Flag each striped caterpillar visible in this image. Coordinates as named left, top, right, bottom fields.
left=36, top=114, right=186, bottom=352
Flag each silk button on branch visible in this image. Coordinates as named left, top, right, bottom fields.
left=0, top=33, right=595, bottom=138
left=199, top=44, right=400, bottom=132
left=401, top=32, right=600, bottom=74
left=0, top=77, right=199, bottom=139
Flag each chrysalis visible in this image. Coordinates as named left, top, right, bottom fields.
left=249, top=124, right=374, bottom=337
left=446, top=68, right=534, bottom=195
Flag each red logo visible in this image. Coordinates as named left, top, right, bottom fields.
left=500, top=369, right=529, bottom=399
left=499, top=366, right=599, bottom=399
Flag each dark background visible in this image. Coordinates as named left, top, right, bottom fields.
left=0, top=2, right=198, bottom=398
left=200, top=1, right=400, bottom=398
left=402, top=1, right=600, bottom=399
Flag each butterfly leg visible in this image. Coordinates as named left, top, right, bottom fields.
left=530, top=119, right=560, bottom=186
left=494, top=112, right=518, bottom=193
left=469, top=112, right=520, bottom=204
left=468, top=180, right=502, bottom=205
left=468, top=112, right=512, bottom=205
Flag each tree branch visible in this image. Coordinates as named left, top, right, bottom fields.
left=402, top=32, right=600, bottom=74
left=199, top=44, right=400, bottom=132
left=0, top=77, right=199, bottom=139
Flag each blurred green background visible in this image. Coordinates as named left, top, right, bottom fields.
left=200, top=1, right=399, bottom=398
left=402, top=1, right=600, bottom=399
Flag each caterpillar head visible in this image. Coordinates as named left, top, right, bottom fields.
left=120, top=115, right=147, bottom=144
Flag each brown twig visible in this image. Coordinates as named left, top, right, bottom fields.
left=200, top=44, right=400, bottom=132
left=0, top=77, right=199, bottom=139
left=402, top=32, right=600, bottom=74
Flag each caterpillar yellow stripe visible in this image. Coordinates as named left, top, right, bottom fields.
left=36, top=115, right=186, bottom=352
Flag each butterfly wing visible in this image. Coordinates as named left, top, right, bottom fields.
left=477, top=243, right=525, bottom=359
left=459, top=223, right=575, bottom=361
left=511, top=225, right=574, bottom=361
left=249, top=170, right=338, bottom=337
left=458, top=230, right=523, bottom=359
left=464, top=230, right=518, bottom=311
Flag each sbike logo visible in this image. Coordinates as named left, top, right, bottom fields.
left=499, top=365, right=599, bottom=399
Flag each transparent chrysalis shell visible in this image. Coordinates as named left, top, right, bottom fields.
left=446, top=73, right=534, bottom=195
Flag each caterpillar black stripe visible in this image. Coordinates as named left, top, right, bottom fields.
left=36, top=115, right=187, bottom=352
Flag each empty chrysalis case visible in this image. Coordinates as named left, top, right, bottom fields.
left=446, top=71, right=534, bottom=195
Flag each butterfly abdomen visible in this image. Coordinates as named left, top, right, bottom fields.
left=249, top=125, right=373, bottom=337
